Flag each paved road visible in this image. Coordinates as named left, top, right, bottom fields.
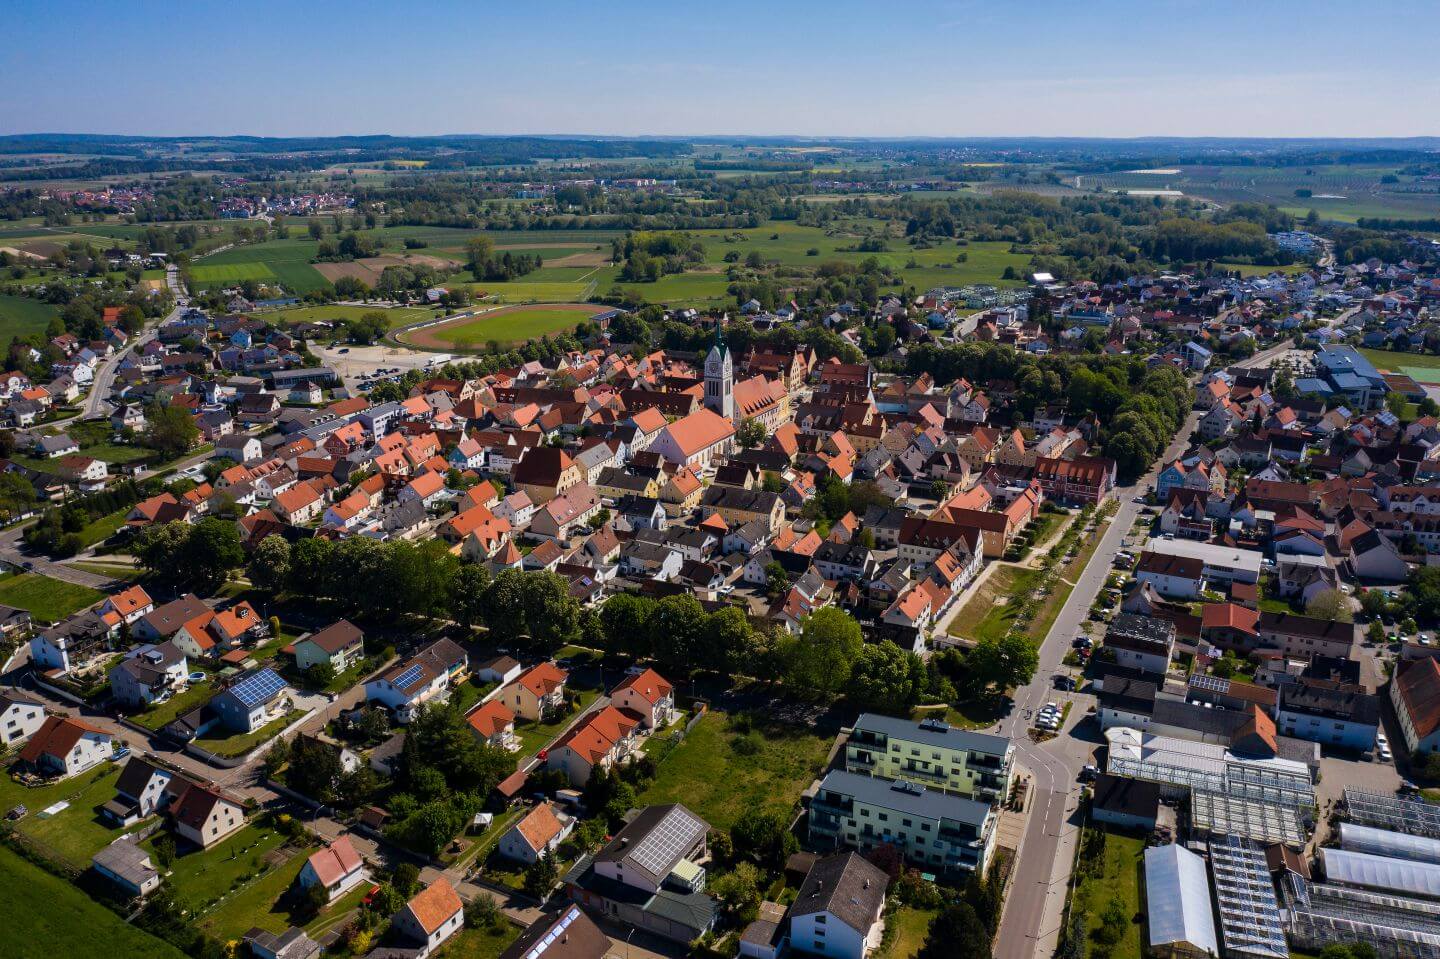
left=994, top=408, right=1200, bottom=959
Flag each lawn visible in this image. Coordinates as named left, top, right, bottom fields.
left=0, top=572, right=103, bottom=622
left=0, top=293, right=58, bottom=342
left=1028, top=517, right=1114, bottom=643
left=74, top=507, right=130, bottom=549
left=0, top=844, right=187, bottom=959
left=264, top=303, right=436, bottom=331
left=1072, top=829, right=1145, bottom=959
left=877, top=906, right=937, bottom=959
left=402, top=305, right=602, bottom=350
left=0, top=764, right=158, bottom=871
left=146, top=825, right=292, bottom=917
left=194, top=709, right=305, bottom=758
left=135, top=678, right=216, bottom=730
left=1358, top=347, right=1440, bottom=385
left=948, top=566, right=1042, bottom=645
left=198, top=844, right=310, bottom=942
left=437, top=923, right=521, bottom=959
left=514, top=689, right=601, bottom=756
left=68, top=559, right=142, bottom=581
left=635, top=710, right=832, bottom=829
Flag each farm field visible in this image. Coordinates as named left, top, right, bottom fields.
left=635, top=710, right=831, bottom=829
left=0, top=844, right=186, bottom=959
left=400, top=303, right=604, bottom=350
left=0, top=293, right=59, bottom=342
left=0, top=572, right=104, bottom=623
left=196, top=238, right=329, bottom=294
left=189, top=261, right=277, bottom=284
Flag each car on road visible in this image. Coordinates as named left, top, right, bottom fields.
left=1053, top=675, right=1076, bottom=691
left=1079, top=764, right=1099, bottom=782
left=338, top=347, right=350, bottom=353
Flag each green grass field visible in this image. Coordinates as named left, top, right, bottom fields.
left=0, top=844, right=186, bottom=959
left=0, top=293, right=59, bottom=342
left=263, top=303, right=436, bottom=331
left=144, top=824, right=288, bottom=917
left=948, top=566, right=1041, bottom=645
left=198, top=845, right=310, bottom=942
left=636, top=711, right=831, bottom=829
left=438, top=924, right=521, bottom=959
left=415, top=305, right=602, bottom=349
left=1073, top=830, right=1146, bottom=959
left=877, top=906, right=937, bottom=959
left=1358, top=347, right=1440, bottom=384
left=196, top=238, right=328, bottom=294
left=189, top=262, right=277, bottom=284
left=0, top=572, right=103, bottom=622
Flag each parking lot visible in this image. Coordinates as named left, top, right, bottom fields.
left=316, top=342, right=445, bottom=384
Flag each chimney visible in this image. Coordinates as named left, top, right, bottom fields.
left=864, top=877, right=870, bottom=889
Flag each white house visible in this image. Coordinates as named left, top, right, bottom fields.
left=298, top=836, right=368, bottom=902
left=789, top=853, right=889, bottom=959
left=18, top=715, right=111, bottom=778
left=292, top=619, right=364, bottom=674
left=610, top=668, right=675, bottom=730
left=109, top=642, right=189, bottom=708
left=497, top=802, right=574, bottom=865
left=391, top=878, right=465, bottom=956
left=172, top=785, right=247, bottom=849
left=0, top=690, right=46, bottom=746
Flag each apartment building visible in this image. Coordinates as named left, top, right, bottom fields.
left=844, top=714, right=1012, bottom=803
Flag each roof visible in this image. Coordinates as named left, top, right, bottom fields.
left=791, top=852, right=888, bottom=933
left=851, top=712, right=1010, bottom=757
left=1202, top=602, right=1261, bottom=635
left=1145, top=844, right=1218, bottom=954
left=402, top=878, right=464, bottom=935
left=1340, top=822, right=1440, bottom=864
left=466, top=700, right=515, bottom=738
left=1091, top=773, right=1160, bottom=820
left=18, top=715, right=107, bottom=764
left=612, top=668, right=673, bottom=706
left=594, top=804, right=709, bottom=887
left=660, top=408, right=736, bottom=457
left=306, top=837, right=363, bottom=887
left=513, top=802, right=569, bottom=853
left=106, top=585, right=153, bottom=617
left=172, top=784, right=239, bottom=831
left=92, top=839, right=158, bottom=888
left=515, top=661, right=567, bottom=698
left=816, top=769, right=992, bottom=827
left=498, top=907, right=612, bottom=959
left=1322, top=847, right=1440, bottom=899
left=220, top=668, right=288, bottom=709
left=300, top=619, right=363, bottom=655
left=1397, top=658, right=1440, bottom=740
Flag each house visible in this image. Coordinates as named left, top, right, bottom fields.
left=499, top=907, right=612, bottom=959
left=133, top=594, right=210, bottom=642
left=503, top=661, right=568, bottom=721
left=292, top=619, right=364, bottom=674
left=530, top=482, right=602, bottom=541
left=498, top=801, right=575, bottom=865
left=547, top=705, right=641, bottom=786
left=56, top=455, right=109, bottom=488
left=173, top=784, right=247, bottom=849
left=565, top=803, right=717, bottom=943
left=475, top=655, right=522, bottom=686
left=364, top=638, right=468, bottom=723
left=297, top=837, right=368, bottom=902
left=1144, top=845, right=1218, bottom=959
left=241, top=927, right=323, bottom=959
left=109, top=642, right=188, bottom=708
left=513, top=447, right=584, bottom=505
left=18, top=715, right=111, bottom=778
left=610, top=668, right=675, bottom=730
left=101, top=585, right=155, bottom=626
left=391, top=878, right=465, bottom=956
left=649, top=407, right=736, bottom=471
left=466, top=700, right=518, bottom=751
left=809, top=770, right=997, bottom=876
left=844, top=713, right=1013, bottom=803
left=34, top=433, right=80, bottom=459
left=1348, top=528, right=1408, bottom=582
left=92, top=839, right=162, bottom=897
left=210, top=668, right=292, bottom=734
left=1089, top=773, right=1161, bottom=831
left=103, top=756, right=191, bottom=826
left=1392, top=657, right=1440, bottom=756
left=216, top=433, right=264, bottom=463
left=1134, top=551, right=1204, bottom=600
left=172, top=601, right=267, bottom=660
left=0, top=690, right=46, bottom=746
left=1276, top=680, right=1380, bottom=751
left=273, top=482, right=325, bottom=524
left=789, top=852, right=889, bottom=959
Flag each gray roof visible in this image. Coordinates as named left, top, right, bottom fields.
left=92, top=838, right=159, bottom=889
left=242, top=926, right=322, bottom=959
left=791, top=852, right=888, bottom=933
left=594, top=804, right=708, bottom=887
left=852, top=712, right=1010, bottom=757
left=816, top=769, right=992, bottom=827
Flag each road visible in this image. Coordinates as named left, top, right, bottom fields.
left=994, top=407, right=1200, bottom=959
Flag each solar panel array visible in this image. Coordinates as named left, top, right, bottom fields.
left=523, top=906, right=581, bottom=959
left=391, top=663, right=424, bottom=690
left=1346, top=788, right=1440, bottom=838
left=1188, top=674, right=1230, bottom=694
left=1209, top=835, right=1288, bottom=959
left=630, top=807, right=705, bottom=879
left=229, top=668, right=287, bottom=708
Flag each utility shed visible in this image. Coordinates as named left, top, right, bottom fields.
left=1144, top=844, right=1218, bottom=959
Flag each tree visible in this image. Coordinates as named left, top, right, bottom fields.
left=141, top=401, right=199, bottom=457
left=963, top=633, right=1039, bottom=700
left=783, top=607, right=863, bottom=697
left=649, top=594, right=706, bottom=671
left=449, top=564, right=492, bottom=629
left=308, top=660, right=337, bottom=688
left=711, top=861, right=763, bottom=917
left=1386, top=392, right=1410, bottom=420
left=730, top=810, right=798, bottom=870
left=465, top=895, right=501, bottom=930
left=286, top=734, right=345, bottom=803
left=846, top=641, right=928, bottom=714
left=1305, top=588, right=1352, bottom=623
left=918, top=902, right=991, bottom=959
left=705, top=605, right=762, bottom=676
left=599, top=593, right=655, bottom=657
left=524, top=851, right=559, bottom=899
left=248, top=534, right=291, bottom=592
left=182, top=517, right=246, bottom=593
left=736, top=417, right=766, bottom=449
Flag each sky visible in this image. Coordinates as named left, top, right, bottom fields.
left=3, top=0, right=1436, bottom=139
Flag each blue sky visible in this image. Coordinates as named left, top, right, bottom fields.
left=3, top=0, right=1435, bottom=138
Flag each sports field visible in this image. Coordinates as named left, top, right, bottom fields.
left=399, top=303, right=603, bottom=350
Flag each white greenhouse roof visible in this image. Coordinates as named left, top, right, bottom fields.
left=1341, top=822, right=1440, bottom=865
left=1323, top=848, right=1440, bottom=899
left=1145, top=844, right=1218, bottom=954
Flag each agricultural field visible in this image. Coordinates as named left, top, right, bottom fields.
left=0, top=293, right=59, bottom=342
left=0, top=572, right=104, bottom=623
left=189, top=262, right=277, bottom=284
left=399, top=303, right=605, bottom=350
left=194, top=237, right=329, bottom=294
left=0, top=844, right=186, bottom=959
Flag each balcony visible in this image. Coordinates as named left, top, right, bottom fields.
left=847, top=750, right=877, bottom=768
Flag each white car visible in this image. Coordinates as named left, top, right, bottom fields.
left=1379, top=743, right=1393, bottom=762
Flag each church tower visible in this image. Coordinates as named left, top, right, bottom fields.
left=704, top=319, right=734, bottom=421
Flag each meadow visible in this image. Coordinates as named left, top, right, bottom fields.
left=1359, top=347, right=1440, bottom=384
left=0, top=572, right=104, bottom=623
left=0, top=293, right=59, bottom=342
left=402, top=304, right=603, bottom=350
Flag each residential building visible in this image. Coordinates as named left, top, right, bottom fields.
left=364, top=638, right=468, bottom=723
left=503, top=661, right=568, bottom=721
left=172, top=785, right=247, bottom=849
left=844, top=713, right=1012, bottom=803
left=210, top=668, right=292, bottom=734
left=498, top=802, right=575, bottom=865
left=1392, top=657, right=1440, bottom=756
left=788, top=853, right=889, bottom=959
left=466, top=700, right=518, bottom=751
left=18, top=715, right=111, bottom=778
left=610, top=668, right=675, bottom=730
left=297, top=837, right=368, bottom=902
left=391, top=879, right=465, bottom=956
left=292, top=619, right=364, bottom=674
left=0, top=691, right=46, bottom=746
left=92, top=839, right=162, bottom=897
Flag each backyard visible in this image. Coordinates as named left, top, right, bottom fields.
left=877, top=906, right=937, bottom=959
left=1070, top=828, right=1146, bottom=959
left=194, top=709, right=306, bottom=758
left=0, top=763, right=142, bottom=871
left=635, top=710, right=832, bottom=829
left=144, top=824, right=290, bottom=918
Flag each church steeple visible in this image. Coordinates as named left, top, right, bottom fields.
left=704, top=316, right=734, bottom=421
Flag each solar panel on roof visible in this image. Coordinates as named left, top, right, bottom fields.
left=230, top=668, right=286, bottom=708
left=629, top=807, right=704, bottom=878
left=392, top=663, right=424, bottom=689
